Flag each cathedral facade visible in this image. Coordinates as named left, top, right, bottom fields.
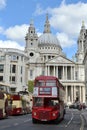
left=0, top=15, right=86, bottom=104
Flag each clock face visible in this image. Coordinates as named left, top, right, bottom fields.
left=30, top=52, right=34, bottom=57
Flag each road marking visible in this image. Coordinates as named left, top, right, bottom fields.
left=24, top=118, right=32, bottom=122
left=14, top=123, right=19, bottom=126
left=80, top=115, right=84, bottom=130
left=65, top=112, right=74, bottom=127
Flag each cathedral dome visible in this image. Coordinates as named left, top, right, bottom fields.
left=38, top=14, right=61, bottom=48
left=38, top=33, right=61, bottom=47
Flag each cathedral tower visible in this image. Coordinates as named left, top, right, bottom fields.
left=76, top=21, right=86, bottom=63
left=25, top=20, right=38, bottom=58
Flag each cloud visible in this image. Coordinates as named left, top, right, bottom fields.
left=4, top=24, right=29, bottom=43
left=0, top=26, right=4, bottom=33
left=34, top=3, right=45, bottom=15
left=0, top=0, right=6, bottom=9
left=0, top=23, right=42, bottom=50
left=56, top=32, right=75, bottom=48
left=0, top=24, right=42, bottom=50
left=0, top=40, right=24, bottom=50
left=34, top=1, right=87, bottom=48
left=49, top=2, right=87, bottom=36
left=0, top=24, right=29, bottom=50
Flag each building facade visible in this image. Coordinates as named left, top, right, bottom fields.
left=0, top=15, right=86, bottom=104
left=0, top=48, right=29, bottom=92
left=83, top=28, right=87, bottom=103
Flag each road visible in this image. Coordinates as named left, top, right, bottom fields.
left=0, top=109, right=86, bottom=130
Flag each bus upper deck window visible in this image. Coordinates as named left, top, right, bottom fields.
left=36, top=80, right=45, bottom=87
left=46, top=80, right=56, bottom=87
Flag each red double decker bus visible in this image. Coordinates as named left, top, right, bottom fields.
left=32, top=76, right=65, bottom=123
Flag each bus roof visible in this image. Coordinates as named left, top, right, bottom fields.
left=35, top=76, right=65, bottom=90
left=0, top=82, right=10, bottom=87
left=35, top=76, right=58, bottom=81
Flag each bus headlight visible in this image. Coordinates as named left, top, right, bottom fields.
left=53, top=113, right=56, bottom=116
left=34, top=112, right=36, bottom=116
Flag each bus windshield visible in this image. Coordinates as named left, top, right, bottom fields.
left=33, top=97, right=43, bottom=107
left=0, top=85, right=10, bottom=93
left=33, top=97, right=59, bottom=107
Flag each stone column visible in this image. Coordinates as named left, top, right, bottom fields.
left=65, top=86, right=68, bottom=103
left=66, top=66, right=67, bottom=80
left=45, top=66, right=47, bottom=75
left=71, top=66, right=72, bottom=80
left=56, top=66, right=58, bottom=78
left=53, top=66, right=55, bottom=76
left=82, top=86, right=86, bottom=103
left=63, top=66, right=64, bottom=80
left=55, top=66, right=57, bottom=77
left=79, top=86, right=81, bottom=102
left=74, top=66, right=75, bottom=80
left=71, top=86, right=73, bottom=103
left=74, top=85, right=76, bottom=101
left=48, top=65, right=50, bottom=75
left=81, top=86, right=82, bottom=102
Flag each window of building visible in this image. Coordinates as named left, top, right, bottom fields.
left=10, top=88, right=16, bottom=93
left=21, top=77, right=22, bottom=82
left=12, top=55, right=17, bottom=61
left=17, top=56, right=19, bottom=60
left=9, top=76, right=11, bottom=81
left=48, top=56, right=51, bottom=59
left=30, top=52, right=34, bottom=57
left=0, top=56, right=5, bottom=60
left=0, top=64, right=4, bottom=72
left=58, top=66, right=62, bottom=79
left=10, top=65, right=11, bottom=73
left=42, top=70, right=44, bottom=75
left=21, top=66, right=22, bottom=74
left=12, top=76, right=15, bottom=82
left=31, top=43, right=33, bottom=45
left=10, top=55, right=19, bottom=61
left=30, top=70, right=33, bottom=78
left=12, top=65, right=16, bottom=73
left=9, top=76, right=16, bottom=83
left=41, top=57, right=43, bottom=61
left=0, top=76, right=3, bottom=81
left=75, top=71, right=78, bottom=80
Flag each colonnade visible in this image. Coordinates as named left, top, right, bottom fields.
left=45, top=65, right=85, bottom=103
left=65, top=85, right=85, bottom=103
left=45, top=65, right=75, bottom=80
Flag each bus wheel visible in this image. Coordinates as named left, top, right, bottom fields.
left=32, top=118, right=37, bottom=124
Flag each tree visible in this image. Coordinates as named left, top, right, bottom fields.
left=28, top=80, right=34, bottom=93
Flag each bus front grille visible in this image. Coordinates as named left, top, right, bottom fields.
left=39, top=111, right=50, bottom=120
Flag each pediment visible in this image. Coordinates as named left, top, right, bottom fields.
left=46, top=55, right=75, bottom=64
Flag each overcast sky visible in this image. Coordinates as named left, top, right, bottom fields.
left=0, top=0, right=87, bottom=59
